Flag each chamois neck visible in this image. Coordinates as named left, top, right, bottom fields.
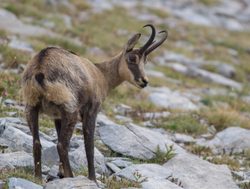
left=95, top=52, right=124, bottom=92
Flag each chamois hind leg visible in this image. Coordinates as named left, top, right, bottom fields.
left=26, top=105, right=42, bottom=179
left=57, top=111, right=77, bottom=178
left=81, top=103, right=100, bottom=181
left=54, top=119, right=64, bottom=178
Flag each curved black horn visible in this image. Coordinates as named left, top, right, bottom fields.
left=139, top=24, right=156, bottom=54
left=145, top=30, right=168, bottom=56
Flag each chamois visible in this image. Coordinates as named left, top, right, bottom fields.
left=21, top=24, right=168, bottom=182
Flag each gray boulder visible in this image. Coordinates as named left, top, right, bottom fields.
left=167, top=63, right=242, bottom=90
left=42, top=138, right=107, bottom=174
left=69, top=141, right=107, bottom=174
left=0, top=151, right=33, bottom=170
left=98, top=116, right=184, bottom=159
left=8, top=177, right=42, bottom=189
left=147, top=87, right=199, bottom=111
left=0, top=124, right=54, bottom=153
left=173, top=133, right=195, bottom=144
left=107, top=157, right=133, bottom=169
left=200, top=127, right=250, bottom=154
left=44, top=176, right=98, bottom=189
left=142, top=178, right=183, bottom=189
left=216, top=63, right=236, bottom=78
left=116, top=164, right=182, bottom=189
left=116, top=164, right=172, bottom=182
left=0, top=9, right=54, bottom=37
left=163, top=152, right=239, bottom=189
left=8, top=37, right=34, bottom=52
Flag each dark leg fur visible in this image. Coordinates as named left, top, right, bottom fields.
left=81, top=103, right=100, bottom=181
left=26, top=105, right=41, bottom=179
left=56, top=111, right=77, bottom=177
left=54, top=119, right=64, bottom=177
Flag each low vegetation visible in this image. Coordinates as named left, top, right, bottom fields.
left=158, top=113, right=207, bottom=135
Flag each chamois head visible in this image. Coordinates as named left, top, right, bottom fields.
left=119, top=24, right=168, bottom=89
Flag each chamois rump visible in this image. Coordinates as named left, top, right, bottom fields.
left=21, top=24, right=168, bottom=182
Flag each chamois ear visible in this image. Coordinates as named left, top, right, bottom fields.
left=125, top=33, right=141, bottom=52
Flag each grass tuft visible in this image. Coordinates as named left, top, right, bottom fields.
left=158, top=113, right=207, bottom=135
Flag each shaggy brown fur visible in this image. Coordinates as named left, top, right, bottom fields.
left=21, top=24, right=167, bottom=183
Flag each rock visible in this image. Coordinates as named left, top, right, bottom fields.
left=173, top=8, right=213, bottom=27
left=0, top=117, right=26, bottom=125
left=97, top=113, right=116, bottom=126
left=0, top=151, right=33, bottom=170
left=8, top=177, right=42, bottom=189
left=108, top=158, right=133, bottom=168
left=98, top=116, right=184, bottom=159
left=116, top=164, right=183, bottom=188
left=200, top=127, right=250, bottom=154
left=147, top=87, right=199, bottom=111
left=142, top=111, right=170, bottom=120
left=163, top=152, right=239, bottom=189
left=116, top=164, right=172, bottom=182
left=44, top=176, right=98, bottom=189
left=42, top=145, right=59, bottom=166
left=8, top=37, right=34, bottom=52
left=42, top=138, right=107, bottom=174
left=173, top=133, right=195, bottom=144
left=114, top=115, right=132, bottom=123
left=0, top=117, right=55, bottom=142
left=114, top=104, right=133, bottom=115
left=142, top=178, right=183, bottom=189
left=6, top=112, right=17, bottom=117
left=106, top=162, right=121, bottom=173
left=3, top=99, right=17, bottom=106
left=87, top=47, right=106, bottom=58
left=146, top=70, right=165, bottom=78
left=69, top=140, right=107, bottom=174
left=60, top=14, right=72, bottom=29
left=0, top=124, right=54, bottom=153
left=217, top=63, right=236, bottom=78
left=0, top=9, right=54, bottom=37
left=0, top=180, right=4, bottom=188
left=46, top=165, right=60, bottom=181
left=168, top=63, right=242, bottom=90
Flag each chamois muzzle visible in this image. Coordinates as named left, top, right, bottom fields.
left=139, top=24, right=156, bottom=55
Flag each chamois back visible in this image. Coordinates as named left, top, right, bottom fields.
left=22, top=47, right=107, bottom=113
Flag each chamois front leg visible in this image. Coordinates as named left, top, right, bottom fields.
left=82, top=103, right=100, bottom=181
left=57, top=111, right=77, bottom=177
left=26, top=105, right=42, bottom=179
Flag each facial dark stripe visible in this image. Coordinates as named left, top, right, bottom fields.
left=128, top=63, right=141, bottom=81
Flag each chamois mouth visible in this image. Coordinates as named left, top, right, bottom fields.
left=135, top=81, right=147, bottom=89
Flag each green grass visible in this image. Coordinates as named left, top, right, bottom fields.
left=100, top=176, right=141, bottom=189
left=198, top=0, right=220, bottom=6
left=102, top=84, right=162, bottom=119
left=146, top=145, right=176, bottom=164
left=158, top=113, right=207, bottom=136
left=0, top=45, right=31, bottom=68
left=201, top=107, right=250, bottom=131
left=70, top=7, right=144, bottom=53
left=0, top=73, right=21, bottom=101
left=210, top=155, right=240, bottom=171
left=0, top=104, right=22, bottom=117
left=147, top=7, right=169, bottom=18
left=0, top=167, right=43, bottom=189
left=31, top=36, right=86, bottom=55
left=187, top=144, right=212, bottom=157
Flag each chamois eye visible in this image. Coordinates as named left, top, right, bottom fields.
left=128, top=54, right=137, bottom=63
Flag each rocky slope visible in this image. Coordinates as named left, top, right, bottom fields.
left=0, top=0, right=250, bottom=188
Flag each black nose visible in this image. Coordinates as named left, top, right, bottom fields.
left=142, top=78, right=148, bottom=85
left=140, top=78, right=148, bottom=88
